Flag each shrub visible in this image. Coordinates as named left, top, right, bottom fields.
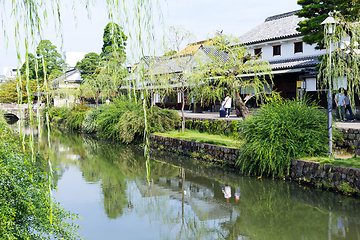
left=82, top=107, right=103, bottom=133
left=65, top=105, right=90, bottom=130
left=237, top=99, right=329, bottom=177
left=96, top=97, right=180, bottom=143
left=0, top=124, right=80, bottom=239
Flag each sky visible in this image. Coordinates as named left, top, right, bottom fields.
left=0, top=0, right=300, bottom=75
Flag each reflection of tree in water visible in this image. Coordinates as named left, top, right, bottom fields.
left=80, top=137, right=179, bottom=219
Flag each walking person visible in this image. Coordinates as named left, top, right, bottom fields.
left=344, top=90, right=355, bottom=122
left=334, top=88, right=346, bottom=122
left=224, top=93, right=232, bottom=118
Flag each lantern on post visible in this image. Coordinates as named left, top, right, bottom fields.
left=321, top=12, right=337, bottom=155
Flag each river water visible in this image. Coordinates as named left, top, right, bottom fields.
left=37, top=129, right=360, bottom=240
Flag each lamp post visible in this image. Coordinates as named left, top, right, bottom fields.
left=64, top=79, right=68, bottom=107
left=126, top=63, right=132, bottom=100
left=321, top=12, right=337, bottom=155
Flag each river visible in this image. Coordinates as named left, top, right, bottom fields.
left=36, top=129, right=360, bottom=239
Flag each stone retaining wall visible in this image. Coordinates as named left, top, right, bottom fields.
left=336, top=128, right=360, bottom=155
left=149, top=134, right=360, bottom=195
left=149, top=134, right=241, bottom=168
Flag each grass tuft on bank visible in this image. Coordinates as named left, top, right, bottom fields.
left=153, top=129, right=242, bottom=148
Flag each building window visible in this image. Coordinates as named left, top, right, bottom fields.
left=273, top=45, right=281, bottom=56
left=254, top=48, right=262, bottom=56
left=294, top=42, right=303, bottom=53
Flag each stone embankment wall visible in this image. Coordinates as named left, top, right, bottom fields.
left=149, top=134, right=360, bottom=195
left=335, top=128, right=360, bottom=155
left=149, top=134, right=241, bottom=169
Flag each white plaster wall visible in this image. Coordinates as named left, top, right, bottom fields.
left=247, top=37, right=325, bottom=61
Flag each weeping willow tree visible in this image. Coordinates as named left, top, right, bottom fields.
left=318, top=11, right=360, bottom=113
left=189, top=34, right=275, bottom=119
left=1, top=0, right=162, bottom=237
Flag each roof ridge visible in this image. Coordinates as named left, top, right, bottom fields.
left=265, top=10, right=301, bottom=22
left=268, top=54, right=323, bottom=64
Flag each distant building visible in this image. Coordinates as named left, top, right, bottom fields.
left=50, top=68, right=83, bottom=107
left=3, top=67, right=17, bottom=79
left=0, top=75, right=7, bottom=84
left=63, top=51, right=88, bottom=70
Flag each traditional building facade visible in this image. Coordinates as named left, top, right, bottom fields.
left=237, top=10, right=327, bottom=106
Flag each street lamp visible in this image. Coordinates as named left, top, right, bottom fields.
left=64, top=79, right=68, bottom=107
left=321, top=12, right=337, bottom=155
left=126, top=64, right=132, bottom=100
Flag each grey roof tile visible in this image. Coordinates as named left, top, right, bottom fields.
left=238, top=10, right=304, bottom=45
left=268, top=55, right=322, bottom=70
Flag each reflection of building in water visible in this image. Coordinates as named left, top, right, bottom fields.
left=135, top=172, right=240, bottom=222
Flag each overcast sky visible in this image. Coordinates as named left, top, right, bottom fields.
left=0, top=0, right=300, bottom=74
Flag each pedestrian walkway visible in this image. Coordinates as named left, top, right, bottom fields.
left=182, top=111, right=360, bottom=129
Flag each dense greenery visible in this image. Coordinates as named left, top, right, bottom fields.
left=0, top=77, right=37, bottom=103
left=296, top=0, right=360, bottom=49
left=0, top=123, right=80, bottom=239
left=48, top=97, right=180, bottom=144
left=20, top=40, right=64, bottom=81
left=237, top=99, right=329, bottom=177
left=185, top=119, right=240, bottom=137
left=75, top=52, right=101, bottom=79
left=101, top=22, right=128, bottom=61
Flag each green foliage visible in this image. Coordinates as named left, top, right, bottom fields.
left=101, top=22, right=128, bottom=61
left=190, top=34, right=273, bottom=117
left=96, top=98, right=180, bottom=143
left=0, top=124, right=80, bottom=239
left=75, top=52, right=101, bottom=79
left=82, top=107, right=103, bottom=133
left=185, top=119, right=240, bottom=137
left=237, top=99, right=329, bottom=177
left=66, top=105, right=90, bottom=130
left=48, top=105, right=90, bottom=130
left=296, top=0, right=360, bottom=50
left=0, top=77, right=37, bottom=103
left=48, top=98, right=180, bottom=143
left=20, top=40, right=64, bottom=81
left=155, top=129, right=242, bottom=148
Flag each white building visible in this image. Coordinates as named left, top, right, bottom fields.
left=3, top=67, right=17, bottom=79
left=236, top=10, right=327, bottom=104
left=50, top=68, right=83, bottom=107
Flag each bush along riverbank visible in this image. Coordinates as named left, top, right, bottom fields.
left=0, top=116, right=81, bottom=238
left=45, top=96, right=180, bottom=144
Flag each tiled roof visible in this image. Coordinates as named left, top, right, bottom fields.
left=50, top=68, right=82, bottom=84
left=238, top=10, right=304, bottom=45
left=151, top=54, right=193, bottom=75
left=268, top=55, right=322, bottom=70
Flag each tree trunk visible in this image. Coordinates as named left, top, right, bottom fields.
left=181, top=87, right=185, bottom=133
left=96, top=89, right=100, bottom=107
left=234, top=91, right=250, bottom=119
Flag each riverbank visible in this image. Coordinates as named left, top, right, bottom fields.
left=149, top=134, right=360, bottom=196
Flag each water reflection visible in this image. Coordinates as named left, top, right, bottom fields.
left=38, top=129, right=360, bottom=240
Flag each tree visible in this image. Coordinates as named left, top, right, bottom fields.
left=0, top=77, right=37, bottom=103
left=296, top=0, right=360, bottom=49
left=20, top=40, right=64, bottom=81
left=80, top=53, right=127, bottom=106
left=101, top=22, right=128, bottom=61
left=190, top=34, right=274, bottom=119
left=160, top=26, right=194, bottom=133
left=75, top=52, right=101, bottom=79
